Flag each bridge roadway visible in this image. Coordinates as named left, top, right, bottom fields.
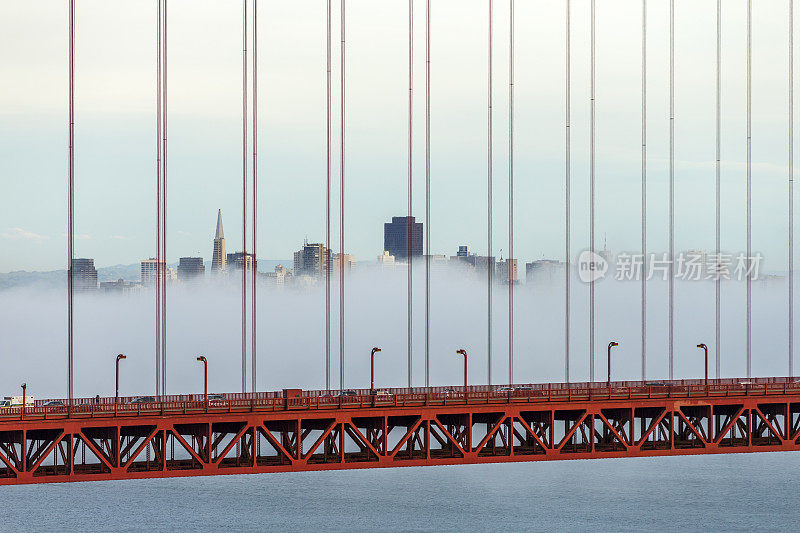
left=1, top=377, right=799, bottom=485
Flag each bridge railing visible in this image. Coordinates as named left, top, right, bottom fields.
left=3, top=376, right=798, bottom=421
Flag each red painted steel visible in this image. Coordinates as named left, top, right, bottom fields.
left=1, top=377, right=799, bottom=485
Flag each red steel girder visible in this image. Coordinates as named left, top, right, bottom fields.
left=0, top=391, right=799, bottom=485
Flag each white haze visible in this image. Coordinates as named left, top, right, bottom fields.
left=0, top=265, right=794, bottom=400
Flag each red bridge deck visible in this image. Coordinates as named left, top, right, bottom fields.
left=2, top=377, right=799, bottom=485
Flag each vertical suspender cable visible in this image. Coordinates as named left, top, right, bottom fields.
left=326, top=0, right=332, bottom=391
left=508, top=0, right=514, bottom=384
left=746, top=0, right=752, bottom=378
left=161, top=0, right=168, bottom=395
left=487, top=0, right=493, bottom=386
left=425, top=0, right=431, bottom=387
left=668, top=0, right=674, bottom=380
left=68, top=0, right=75, bottom=404
left=589, top=0, right=595, bottom=382
left=407, top=0, right=414, bottom=389
left=790, top=0, right=795, bottom=377
left=715, top=0, right=722, bottom=378
left=241, top=0, right=248, bottom=394
left=155, top=0, right=162, bottom=397
left=641, top=0, right=647, bottom=380
left=565, top=0, right=571, bottom=383
left=251, top=0, right=258, bottom=393
left=340, top=0, right=346, bottom=390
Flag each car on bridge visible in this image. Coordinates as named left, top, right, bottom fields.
left=128, top=396, right=156, bottom=404
left=207, top=394, right=226, bottom=406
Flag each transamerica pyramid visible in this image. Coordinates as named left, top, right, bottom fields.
left=211, top=209, right=226, bottom=272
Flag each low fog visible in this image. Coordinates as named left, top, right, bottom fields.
left=0, top=264, right=794, bottom=400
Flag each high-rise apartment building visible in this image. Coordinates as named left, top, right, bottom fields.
left=293, top=241, right=330, bottom=277
left=141, top=258, right=162, bottom=285
left=178, top=257, right=205, bottom=280
left=330, top=253, right=356, bottom=274
left=384, top=216, right=423, bottom=260
left=211, top=209, right=226, bottom=273
left=72, top=258, right=98, bottom=291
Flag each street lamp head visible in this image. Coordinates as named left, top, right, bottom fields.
left=196, top=356, right=207, bottom=363
left=372, top=347, right=381, bottom=354
left=20, top=383, right=26, bottom=389
left=609, top=341, right=619, bottom=348
left=116, top=353, right=126, bottom=361
left=456, top=349, right=467, bottom=356
left=697, top=343, right=707, bottom=349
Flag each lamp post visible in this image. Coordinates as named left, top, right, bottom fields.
left=696, top=343, right=709, bottom=385
left=20, top=383, right=26, bottom=419
left=370, top=347, right=382, bottom=391
left=115, top=354, right=126, bottom=406
left=456, top=349, right=468, bottom=390
left=196, top=356, right=208, bottom=405
left=607, top=341, right=619, bottom=386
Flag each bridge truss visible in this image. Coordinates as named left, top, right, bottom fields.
left=1, top=379, right=799, bottom=485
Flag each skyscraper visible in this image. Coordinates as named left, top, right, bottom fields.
left=141, top=257, right=165, bottom=285
left=178, top=257, right=205, bottom=280
left=496, top=258, right=519, bottom=283
left=293, top=241, right=330, bottom=277
left=384, top=216, right=423, bottom=260
left=211, top=209, right=226, bottom=273
left=72, top=258, right=97, bottom=291
left=226, top=252, right=256, bottom=271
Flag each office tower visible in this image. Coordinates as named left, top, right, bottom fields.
left=383, top=216, right=423, bottom=260
left=178, top=257, right=205, bottom=281
left=211, top=209, right=226, bottom=273
left=72, top=258, right=98, bottom=291
left=451, top=245, right=477, bottom=267
left=226, top=251, right=256, bottom=271
left=496, top=258, right=518, bottom=283
left=526, top=259, right=566, bottom=283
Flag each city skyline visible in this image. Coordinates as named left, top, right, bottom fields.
left=3, top=2, right=796, bottom=274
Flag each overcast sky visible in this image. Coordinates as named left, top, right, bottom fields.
left=1, top=0, right=796, bottom=272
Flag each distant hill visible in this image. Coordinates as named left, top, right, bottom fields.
left=0, top=260, right=292, bottom=291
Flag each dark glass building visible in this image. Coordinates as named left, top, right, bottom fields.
left=384, top=216, right=423, bottom=260
left=226, top=251, right=256, bottom=271
left=178, top=257, right=205, bottom=280
left=72, top=258, right=97, bottom=291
